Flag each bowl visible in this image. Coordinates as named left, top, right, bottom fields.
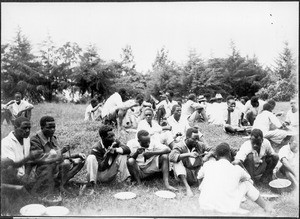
left=269, top=178, right=292, bottom=194
left=42, top=194, right=63, bottom=206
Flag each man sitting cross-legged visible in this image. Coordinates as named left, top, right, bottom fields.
left=126, top=130, right=177, bottom=191
left=85, top=125, right=131, bottom=195
left=29, top=116, right=86, bottom=195
left=197, top=142, right=272, bottom=214
left=169, top=127, right=210, bottom=197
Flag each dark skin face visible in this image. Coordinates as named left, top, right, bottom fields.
left=103, top=130, right=115, bottom=148
left=250, top=134, right=263, bottom=151
left=91, top=101, right=98, bottom=108
left=227, top=99, right=236, bottom=112
left=173, top=107, right=182, bottom=120
left=138, top=135, right=151, bottom=149
left=185, top=132, right=200, bottom=150
left=15, top=121, right=31, bottom=140
left=144, top=109, right=153, bottom=124
left=15, top=93, right=22, bottom=104
left=42, top=121, right=56, bottom=138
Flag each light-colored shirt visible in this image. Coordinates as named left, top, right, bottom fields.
left=197, top=159, right=252, bottom=213
left=252, top=110, right=282, bottom=135
left=7, top=100, right=33, bottom=119
left=101, top=92, right=124, bottom=118
left=127, top=138, right=167, bottom=166
left=223, top=108, right=242, bottom=127
left=206, top=102, right=227, bottom=125
left=137, top=119, right=162, bottom=143
left=1, top=131, right=30, bottom=177
left=156, top=100, right=178, bottom=118
left=84, top=104, right=102, bottom=121
left=244, top=99, right=265, bottom=115
left=235, top=138, right=275, bottom=162
left=167, top=115, right=190, bottom=138
left=181, top=100, right=205, bottom=120
left=285, top=109, right=299, bottom=128
left=275, top=144, right=297, bottom=171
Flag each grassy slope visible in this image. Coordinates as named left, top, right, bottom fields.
left=1, top=102, right=298, bottom=217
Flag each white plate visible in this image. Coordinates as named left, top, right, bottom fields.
left=20, top=204, right=46, bottom=216
left=155, top=190, right=176, bottom=199
left=114, top=192, right=137, bottom=200
left=45, top=206, right=70, bottom=216
left=269, top=178, right=291, bottom=189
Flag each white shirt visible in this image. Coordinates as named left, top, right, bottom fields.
left=275, top=144, right=297, bottom=171
left=167, top=115, right=190, bottom=138
left=223, top=108, right=242, bottom=127
left=206, top=102, right=227, bottom=125
left=137, top=119, right=162, bottom=143
left=101, top=92, right=124, bottom=118
left=7, top=100, right=33, bottom=119
left=156, top=99, right=178, bottom=118
left=197, top=159, right=252, bottom=213
left=235, top=138, right=275, bottom=162
left=285, top=109, right=299, bottom=128
left=84, top=104, right=102, bottom=121
left=252, top=110, right=282, bottom=135
left=181, top=100, right=205, bottom=120
left=244, top=99, right=265, bottom=115
left=1, top=132, right=30, bottom=177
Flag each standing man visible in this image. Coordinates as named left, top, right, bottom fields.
left=85, top=125, right=131, bottom=195
left=126, top=130, right=177, bottom=191
left=4, top=92, right=34, bottom=124
left=30, top=116, right=86, bottom=194
left=232, top=129, right=279, bottom=184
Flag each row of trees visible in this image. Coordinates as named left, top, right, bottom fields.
left=1, top=29, right=298, bottom=103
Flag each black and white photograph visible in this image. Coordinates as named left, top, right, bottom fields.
left=1, top=1, right=299, bottom=217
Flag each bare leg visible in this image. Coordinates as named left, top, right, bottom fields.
left=127, top=158, right=142, bottom=185
left=255, top=195, right=273, bottom=213
left=179, top=175, right=193, bottom=196
left=159, top=154, right=177, bottom=191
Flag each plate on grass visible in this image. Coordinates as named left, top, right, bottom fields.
left=114, top=192, right=137, bottom=200
left=45, top=206, right=70, bottom=216
left=269, top=178, right=291, bottom=189
left=20, top=204, right=46, bottom=216
left=155, top=190, right=176, bottom=199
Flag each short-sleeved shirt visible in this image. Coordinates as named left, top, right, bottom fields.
left=127, top=138, right=167, bottom=167
left=252, top=110, right=282, bottom=135
left=101, top=92, right=124, bottom=118
left=244, top=99, right=265, bottom=115
left=84, top=104, right=102, bottom=121
left=197, top=159, right=254, bottom=213
left=235, top=138, right=275, bottom=162
left=169, top=140, right=208, bottom=169
left=1, top=131, right=30, bottom=177
left=181, top=100, right=205, bottom=120
left=7, top=100, right=33, bottom=119
left=276, top=144, right=297, bottom=170
left=167, top=115, right=190, bottom=138
left=137, top=119, right=162, bottom=143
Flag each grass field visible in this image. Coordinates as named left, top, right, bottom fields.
left=1, top=102, right=299, bottom=217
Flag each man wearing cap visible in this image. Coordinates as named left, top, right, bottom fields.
left=244, top=96, right=266, bottom=125
left=197, top=142, right=271, bottom=214
left=169, top=127, right=209, bottom=196
left=232, top=129, right=279, bottom=184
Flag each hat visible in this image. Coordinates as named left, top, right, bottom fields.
left=215, top=93, right=223, bottom=99
left=198, top=95, right=207, bottom=102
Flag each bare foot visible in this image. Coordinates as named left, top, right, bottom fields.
left=165, top=184, right=178, bottom=191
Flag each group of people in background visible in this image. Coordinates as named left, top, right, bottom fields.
left=1, top=89, right=298, bottom=214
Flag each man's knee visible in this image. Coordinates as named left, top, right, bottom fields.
left=86, top=154, right=97, bottom=164
left=127, top=158, right=136, bottom=167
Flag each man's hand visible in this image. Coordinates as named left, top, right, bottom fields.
left=61, top=145, right=71, bottom=154
left=136, top=147, right=146, bottom=155
left=143, top=151, right=153, bottom=160
left=29, top=150, right=43, bottom=160
left=78, top=153, right=86, bottom=160
left=189, top=152, right=199, bottom=158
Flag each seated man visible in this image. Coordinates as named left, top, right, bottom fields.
left=156, top=91, right=178, bottom=124
left=1, top=117, right=42, bottom=190
left=84, top=98, right=103, bottom=121
left=223, top=95, right=250, bottom=135
left=197, top=142, right=271, bottom=214
left=252, top=103, right=289, bottom=147
left=284, top=98, right=299, bottom=132
left=4, top=92, right=34, bottom=124
left=181, top=93, right=208, bottom=127
left=232, top=129, right=279, bottom=184
left=206, top=93, right=227, bottom=125
left=30, top=116, right=86, bottom=195
left=85, top=125, right=131, bottom=195
left=244, top=96, right=265, bottom=126
left=169, top=127, right=210, bottom=196
left=126, top=130, right=177, bottom=191
left=1, top=99, right=15, bottom=125
left=273, top=135, right=298, bottom=189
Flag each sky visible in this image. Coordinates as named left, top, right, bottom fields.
left=1, top=2, right=299, bottom=73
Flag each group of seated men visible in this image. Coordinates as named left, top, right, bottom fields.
left=1, top=89, right=298, bottom=214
